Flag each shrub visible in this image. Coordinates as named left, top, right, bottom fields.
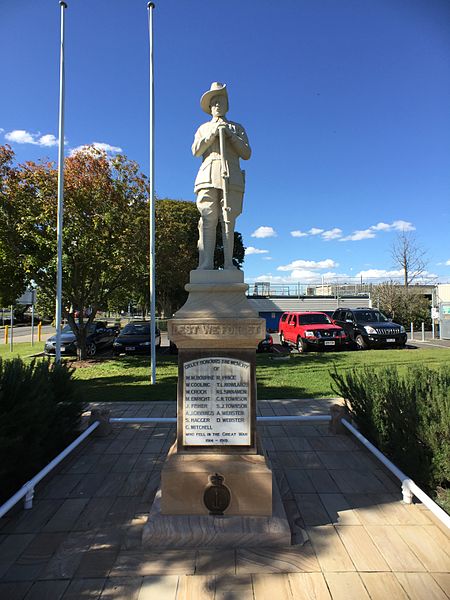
left=0, top=357, right=84, bottom=502
left=331, top=365, right=450, bottom=498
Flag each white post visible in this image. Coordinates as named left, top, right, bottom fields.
left=148, top=2, right=156, bottom=384
left=31, top=294, right=35, bottom=346
left=410, top=322, right=414, bottom=341
left=55, top=1, right=67, bottom=364
left=421, top=322, right=425, bottom=342
left=9, top=305, right=13, bottom=352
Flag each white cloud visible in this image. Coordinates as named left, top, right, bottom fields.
left=370, top=222, right=391, bottom=231
left=245, top=246, right=269, bottom=255
left=445, top=260, right=450, bottom=266
left=277, top=258, right=338, bottom=272
left=251, top=226, right=277, bottom=238
left=38, top=134, right=58, bottom=147
left=5, top=129, right=66, bottom=147
left=0, top=128, right=4, bottom=134
left=70, top=141, right=123, bottom=156
left=5, top=129, right=36, bottom=144
left=262, top=256, right=273, bottom=261
left=340, top=229, right=376, bottom=242
left=309, top=227, right=324, bottom=235
left=290, top=230, right=308, bottom=238
left=391, top=220, right=415, bottom=232
left=356, top=269, right=404, bottom=279
left=322, top=228, right=343, bottom=241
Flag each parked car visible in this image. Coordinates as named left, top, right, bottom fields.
left=113, top=321, right=161, bottom=356
left=257, top=333, right=274, bottom=352
left=331, top=307, right=407, bottom=349
left=44, top=321, right=116, bottom=357
left=278, top=311, right=348, bottom=353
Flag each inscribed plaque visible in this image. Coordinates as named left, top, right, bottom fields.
left=183, top=357, right=251, bottom=446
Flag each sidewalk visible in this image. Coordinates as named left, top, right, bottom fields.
left=0, top=399, right=449, bottom=599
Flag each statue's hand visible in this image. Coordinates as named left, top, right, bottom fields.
left=218, top=123, right=232, bottom=138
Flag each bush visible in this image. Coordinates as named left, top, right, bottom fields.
left=331, top=365, right=450, bottom=499
left=0, top=357, right=85, bottom=502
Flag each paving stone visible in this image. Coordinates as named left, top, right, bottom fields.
left=293, top=452, right=324, bottom=469
left=308, top=436, right=358, bottom=452
left=40, top=474, right=83, bottom=499
left=23, top=579, right=69, bottom=599
left=306, top=526, right=355, bottom=572
left=110, top=453, right=139, bottom=473
left=360, top=572, right=408, bottom=599
left=324, top=572, right=370, bottom=600
left=214, top=574, right=253, bottom=600
left=318, top=493, right=361, bottom=525
left=0, top=533, right=35, bottom=577
left=335, top=525, right=390, bottom=571
left=295, top=494, right=331, bottom=526
left=329, top=470, right=387, bottom=494
left=288, top=573, right=332, bottom=599
left=94, top=473, right=128, bottom=498
left=61, top=577, right=106, bottom=599
left=394, top=525, right=450, bottom=572
left=131, top=454, right=160, bottom=472
left=195, top=549, right=236, bottom=575
left=71, top=473, right=109, bottom=499
left=104, top=497, right=139, bottom=528
left=99, top=576, right=143, bottom=599
left=252, top=573, right=293, bottom=600
left=110, top=549, right=196, bottom=577
left=1, top=500, right=64, bottom=534
left=62, top=453, right=101, bottom=475
left=72, top=496, right=116, bottom=531
left=305, top=470, right=340, bottom=494
left=118, top=471, right=149, bottom=497
left=43, top=498, right=89, bottom=532
left=0, top=581, right=32, bottom=599
left=3, top=532, right=65, bottom=581
left=432, top=573, right=450, bottom=597
left=41, top=529, right=96, bottom=579
left=176, top=575, right=214, bottom=600
left=394, top=572, right=448, bottom=599
left=364, top=524, right=427, bottom=571
left=88, top=454, right=121, bottom=474
left=236, top=545, right=320, bottom=574
left=285, top=470, right=315, bottom=494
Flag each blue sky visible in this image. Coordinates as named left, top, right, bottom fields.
left=2, top=0, right=450, bottom=285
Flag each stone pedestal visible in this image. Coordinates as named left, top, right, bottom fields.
left=142, top=269, right=291, bottom=547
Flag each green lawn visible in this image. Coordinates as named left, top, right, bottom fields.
left=0, top=341, right=45, bottom=359
left=1, top=342, right=449, bottom=403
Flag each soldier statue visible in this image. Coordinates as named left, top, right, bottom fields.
left=192, top=82, right=251, bottom=270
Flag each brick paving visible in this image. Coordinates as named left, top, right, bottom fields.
left=0, top=399, right=449, bottom=599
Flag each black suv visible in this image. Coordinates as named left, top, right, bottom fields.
left=331, top=307, right=407, bottom=350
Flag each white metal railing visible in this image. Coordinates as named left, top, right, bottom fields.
left=0, top=421, right=100, bottom=518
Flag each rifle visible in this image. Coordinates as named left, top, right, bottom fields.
left=218, top=124, right=231, bottom=225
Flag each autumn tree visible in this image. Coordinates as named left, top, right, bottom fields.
left=0, top=145, right=28, bottom=305
left=2, top=146, right=148, bottom=358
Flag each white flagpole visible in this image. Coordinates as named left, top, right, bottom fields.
left=55, top=0, right=67, bottom=364
left=148, top=2, right=156, bottom=384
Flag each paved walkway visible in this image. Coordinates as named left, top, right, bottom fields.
left=0, top=400, right=449, bottom=599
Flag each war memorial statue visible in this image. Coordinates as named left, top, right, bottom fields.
left=143, top=83, right=292, bottom=548
left=192, top=82, right=251, bottom=270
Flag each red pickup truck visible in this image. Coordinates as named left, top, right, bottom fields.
left=278, top=311, right=348, bottom=353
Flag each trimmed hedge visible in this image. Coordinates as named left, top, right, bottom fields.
left=0, top=358, right=84, bottom=502
left=331, top=365, right=450, bottom=499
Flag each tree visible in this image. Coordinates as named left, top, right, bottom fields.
left=2, top=146, right=148, bottom=358
left=0, top=145, right=28, bottom=306
left=372, top=281, right=431, bottom=328
left=391, top=231, right=427, bottom=288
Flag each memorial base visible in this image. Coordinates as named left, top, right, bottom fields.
left=142, top=476, right=294, bottom=548
left=160, top=443, right=272, bottom=516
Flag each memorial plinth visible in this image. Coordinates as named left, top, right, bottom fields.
left=142, top=269, right=292, bottom=547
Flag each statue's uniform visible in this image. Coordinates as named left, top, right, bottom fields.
left=192, top=117, right=251, bottom=269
